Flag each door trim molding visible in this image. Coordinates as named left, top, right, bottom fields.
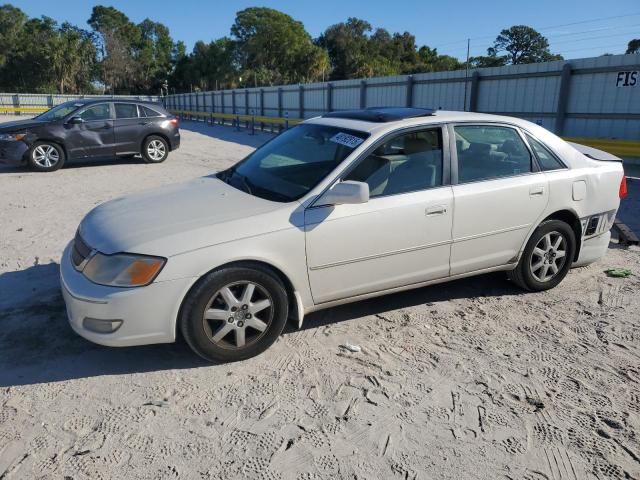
left=309, top=238, right=452, bottom=271
left=452, top=223, right=531, bottom=243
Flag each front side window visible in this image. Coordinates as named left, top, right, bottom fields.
left=455, top=125, right=532, bottom=183
left=115, top=103, right=139, bottom=119
left=526, top=134, right=565, bottom=171
left=345, top=128, right=443, bottom=197
left=79, top=104, right=111, bottom=121
left=218, top=124, right=369, bottom=202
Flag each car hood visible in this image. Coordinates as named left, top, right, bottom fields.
left=79, top=175, right=290, bottom=256
left=0, top=118, right=48, bottom=132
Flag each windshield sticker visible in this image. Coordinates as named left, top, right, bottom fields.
left=330, top=132, right=365, bottom=149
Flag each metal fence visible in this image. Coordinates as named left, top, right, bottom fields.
left=166, top=53, right=640, bottom=141
left=0, top=93, right=160, bottom=113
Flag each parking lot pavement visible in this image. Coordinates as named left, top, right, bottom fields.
left=0, top=119, right=639, bottom=479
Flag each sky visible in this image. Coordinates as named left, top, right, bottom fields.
left=13, top=0, right=640, bottom=61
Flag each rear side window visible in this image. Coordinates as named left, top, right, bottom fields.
left=115, top=103, right=139, bottom=119
left=455, top=125, right=532, bottom=183
left=140, top=106, right=162, bottom=117
left=526, top=134, right=565, bottom=171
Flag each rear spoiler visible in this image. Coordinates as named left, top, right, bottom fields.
left=567, top=142, right=623, bottom=162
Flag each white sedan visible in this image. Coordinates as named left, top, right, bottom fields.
left=60, top=108, right=626, bottom=361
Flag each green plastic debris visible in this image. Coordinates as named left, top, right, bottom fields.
left=604, top=268, right=632, bottom=278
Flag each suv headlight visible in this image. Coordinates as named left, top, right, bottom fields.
left=82, top=253, right=166, bottom=287
left=0, top=133, right=26, bottom=141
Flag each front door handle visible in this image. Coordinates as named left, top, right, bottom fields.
left=426, top=205, right=447, bottom=216
left=530, top=186, right=545, bottom=196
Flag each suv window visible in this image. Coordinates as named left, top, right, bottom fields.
left=115, top=103, right=139, bottom=119
left=140, top=105, right=162, bottom=117
left=345, top=128, right=443, bottom=197
left=79, top=104, right=111, bottom=121
left=455, top=125, right=532, bottom=183
left=526, top=134, right=565, bottom=171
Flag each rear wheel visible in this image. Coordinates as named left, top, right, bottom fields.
left=180, top=266, right=289, bottom=362
left=142, top=136, right=169, bottom=163
left=28, top=141, right=65, bottom=172
left=508, top=220, right=576, bottom=291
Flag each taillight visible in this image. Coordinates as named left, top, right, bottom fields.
left=619, top=176, right=628, bottom=199
left=170, top=117, right=179, bottom=127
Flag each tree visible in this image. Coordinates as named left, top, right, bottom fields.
left=0, top=4, right=26, bottom=68
left=318, top=18, right=463, bottom=79
left=468, top=54, right=507, bottom=68
left=231, top=7, right=328, bottom=86
left=488, top=25, right=562, bottom=65
left=627, top=39, right=640, bottom=54
left=317, top=18, right=375, bottom=79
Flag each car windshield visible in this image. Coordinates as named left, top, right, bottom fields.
left=218, top=124, right=369, bottom=202
left=35, top=102, right=83, bottom=121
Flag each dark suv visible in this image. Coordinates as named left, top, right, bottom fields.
left=0, top=99, right=180, bottom=172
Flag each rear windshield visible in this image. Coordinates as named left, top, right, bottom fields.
left=218, top=124, right=369, bottom=202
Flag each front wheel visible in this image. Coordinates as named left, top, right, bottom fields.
left=180, top=266, right=289, bottom=362
left=28, top=141, right=65, bottom=172
left=508, top=220, right=576, bottom=291
left=142, top=136, right=169, bottom=163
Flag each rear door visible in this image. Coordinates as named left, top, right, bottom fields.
left=113, top=103, right=143, bottom=155
left=450, top=123, right=549, bottom=275
left=64, top=103, right=115, bottom=159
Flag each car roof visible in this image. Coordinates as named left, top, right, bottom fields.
left=67, top=98, right=163, bottom=107
left=307, top=110, right=542, bottom=134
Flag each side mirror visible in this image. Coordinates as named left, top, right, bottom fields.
left=67, top=116, right=84, bottom=125
left=318, top=181, right=369, bottom=206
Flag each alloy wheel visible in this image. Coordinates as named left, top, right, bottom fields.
left=146, top=140, right=166, bottom=161
left=201, top=281, right=273, bottom=350
left=33, top=144, right=59, bottom=168
left=530, top=231, right=567, bottom=282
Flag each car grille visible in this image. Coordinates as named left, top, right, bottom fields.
left=71, top=230, right=92, bottom=270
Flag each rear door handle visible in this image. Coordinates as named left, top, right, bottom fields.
left=530, top=186, right=545, bottom=196
left=426, top=205, right=447, bottom=216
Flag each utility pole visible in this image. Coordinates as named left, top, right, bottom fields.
left=463, top=38, right=470, bottom=112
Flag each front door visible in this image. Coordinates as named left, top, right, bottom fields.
left=450, top=124, right=549, bottom=275
left=64, top=103, right=115, bottom=159
left=305, top=127, right=453, bottom=304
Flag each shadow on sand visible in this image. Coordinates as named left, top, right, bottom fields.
left=178, top=119, right=274, bottom=148
left=0, top=261, right=522, bottom=388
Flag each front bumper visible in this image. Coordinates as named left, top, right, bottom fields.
left=60, top=242, right=195, bottom=347
left=0, top=140, right=28, bottom=164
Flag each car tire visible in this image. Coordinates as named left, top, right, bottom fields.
left=142, top=135, right=169, bottom=163
left=28, top=141, right=65, bottom=172
left=508, top=219, right=576, bottom=292
left=180, top=266, right=289, bottom=362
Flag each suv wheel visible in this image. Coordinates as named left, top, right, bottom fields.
left=142, top=136, right=169, bottom=163
left=28, top=141, right=65, bottom=172
left=180, top=266, right=289, bottom=362
left=508, top=219, right=576, bottom=291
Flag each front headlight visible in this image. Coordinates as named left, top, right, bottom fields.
left=82, top=253, right=166, bottom=287
left=0, top=133, right=26, bottom=141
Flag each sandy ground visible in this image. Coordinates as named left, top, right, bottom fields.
left=0, top=117, right=639, bottom=480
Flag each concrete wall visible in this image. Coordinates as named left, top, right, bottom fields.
left=166, top=53, right=640, bottom=140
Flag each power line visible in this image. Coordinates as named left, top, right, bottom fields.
left=432, top=12, right=640, bottom=49
left=442, top=27, right=638, bottom=56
